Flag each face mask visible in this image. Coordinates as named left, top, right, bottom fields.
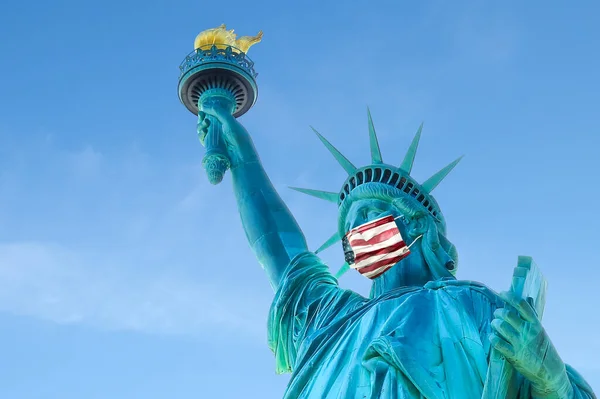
left=342, top=215, right=422, bottom=279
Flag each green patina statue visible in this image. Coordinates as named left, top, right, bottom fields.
left=196, top=101, right=595, bottom=399
left=180, top=26, right=596, bottom=399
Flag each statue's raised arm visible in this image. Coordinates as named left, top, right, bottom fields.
left=198, top=100, right=308, bottom=290
left=178, top=25, right=307, bottom=291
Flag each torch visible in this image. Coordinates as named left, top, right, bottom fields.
left=178, top=24, right=262, bottom=184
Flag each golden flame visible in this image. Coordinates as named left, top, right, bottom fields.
left=194, top=24, right=263, bottom=53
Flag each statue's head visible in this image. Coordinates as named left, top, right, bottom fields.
left=290, top=109, right=462, bottom=295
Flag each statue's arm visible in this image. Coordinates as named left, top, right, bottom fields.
left=230, top=156, right=309, bottom=290
left=199, top=102, right=308, bottom=291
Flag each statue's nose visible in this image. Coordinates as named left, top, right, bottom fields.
left=366, top=210, right=382, bottom=221
left=346, top=209, right=368, bottom=231
left=346, top=207, right=396, bottom=231
left=353, top=210, right=385, bottom=229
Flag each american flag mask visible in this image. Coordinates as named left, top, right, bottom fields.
left=342, top=215, right=422, bottom=280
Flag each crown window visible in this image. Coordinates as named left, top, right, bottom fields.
left=374, top=168, right=382, bottom=182
left=398, top=177, right=407, bottom=190
left=382, top=169, right=391, bottom=183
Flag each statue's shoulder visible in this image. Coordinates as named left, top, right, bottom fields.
left=424, top=278, right=503, bottom=307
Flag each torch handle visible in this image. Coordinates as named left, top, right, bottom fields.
left=202, top=114, right=231, bottom=185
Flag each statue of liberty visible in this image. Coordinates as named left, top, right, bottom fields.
left=185, top=26, right=596, bottom=399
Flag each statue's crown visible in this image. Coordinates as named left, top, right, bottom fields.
left=290, top=108, right=463, bottom=270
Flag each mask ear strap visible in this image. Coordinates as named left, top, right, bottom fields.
left=407, top=234, right=423, bottom=249
left=393, top=215, right=422, bottom=248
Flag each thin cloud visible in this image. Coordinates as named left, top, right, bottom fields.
left=67, top=145, right=103, bottom=178
left=0, top=241, right=264, bottom=338
left=0, top=135, right=268, bottom=339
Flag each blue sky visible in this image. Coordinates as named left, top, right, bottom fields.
left=1, top=0, right=599, bottom=397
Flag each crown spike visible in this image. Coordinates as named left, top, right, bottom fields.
left=399, top=123, right=423, bottom=174
left=289, top=187, right=339, bottom=203
left=335, top=262, right=351, bottom=279
left=315, top=231, right=341, bottom=254
left=311, top=126, right=357, bottom=175
left=367, top=107, right=383, bottom=164
left=421, top=155, right=464, bottom=193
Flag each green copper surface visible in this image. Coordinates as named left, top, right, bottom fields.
left=421, top=155, right=464, bottom=193
left=399, top=122, right=423, bottom=174
left=193, top=101, right=596, bottom=399
left=311, top=126, right=358, bottom=174
left=314, top=230, right=341, bottom=254
left=367, top=107, right=383, bottom=164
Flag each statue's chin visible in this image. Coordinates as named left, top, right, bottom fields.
left=372, top=253, right=433, bottom=289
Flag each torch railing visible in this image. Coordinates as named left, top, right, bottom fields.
left=178, top=45, right=258, bottom=79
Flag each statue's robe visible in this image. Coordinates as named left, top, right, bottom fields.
left=268, top=252, right=595, bottom=399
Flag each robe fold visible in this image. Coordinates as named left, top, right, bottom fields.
left=268, top=252, right=595, bottom=399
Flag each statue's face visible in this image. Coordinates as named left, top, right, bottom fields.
left=342, top=196, right=433, bottom=278
left=344, top=198, right=394, bottom=231
left=341, top=191, right=455, bottom=288
left=343, top=198, right=413, bottom=239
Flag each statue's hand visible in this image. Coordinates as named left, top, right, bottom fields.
left=197, top=98, right=258, bottom=168
left=490, top=291, right=572, bottom=398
